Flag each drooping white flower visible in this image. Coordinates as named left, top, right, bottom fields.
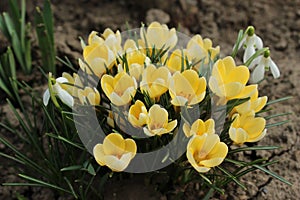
left=236, top=26, right=263, bottom=63
left=249, top=50, right=280, bottom=83
left=43, top=77, right=74, bottom=107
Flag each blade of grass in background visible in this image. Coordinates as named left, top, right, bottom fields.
left=35, top=0, right=56, bottom=75
left=0, top=0, right=32, bottom=74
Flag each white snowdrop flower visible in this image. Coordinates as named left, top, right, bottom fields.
left=249, top=50, right=280, bottom=83
left=43, top=76, right=74, bottom=107
left=236, top=26, right=263, bottom=63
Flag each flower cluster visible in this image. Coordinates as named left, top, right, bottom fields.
left=43, top=22, right=280, bottom=175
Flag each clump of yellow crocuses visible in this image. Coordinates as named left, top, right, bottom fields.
left=44, top=22, right=288, bottom=195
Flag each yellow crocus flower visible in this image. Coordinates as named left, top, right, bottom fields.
left=229, top=113, right=267, bottom=145
left=140, top=64, right=171, bottom=99
left=101, top=72, right=137, bottom=106
left=209, top=56, right=250, bottom=105
left=186, top=35, right=220, bottom=66
left=61, top=72, right=83, bottom=97
left=118, top=50, right=150, bottom=81
left=93, top=133, right=137, bottom=172
left=232, top=87, right=268, bottom=115
left=166, top=49, right=188, bottom=73
left=183, top=119, right=215, bottom=137
left=79, top=43, right=115, bottom=77
left=169, top=69, right=206, bottom=106
left=143, top=104, right=177, bottom=136
left=77, top=87, right=100, bottom=105
left=128, top=100, right=148, bottom=128
left=140, top=21, right=177, bottom=50
left=102, top=28, right=122, bottom=55
left=187, top=134, right=228, bottom=173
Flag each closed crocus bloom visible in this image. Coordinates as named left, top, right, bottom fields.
left=123, top=39, right=139, bottom=53
left=128, top=100, right=148, bottom=128
left=77, top=87, right=100, bottom=105
left=183, top=119, right=215, bottom=137
left=101, top=72, right=137, bottom=106
left=187, top=34, right=220, bottom=66
left=166, top=49, right=188, bottom=73
left=140, top=65, right=171, bottom=99
left=143, top=104, right=177, bottom=136
left=93, top=133, right=137, bottom=172
left=232, top=88, right=268, bottom=115
left=102, top=28, right=122, bottom=55
left=61, top=72, right=83, bottom=97
left=79, top=43, right=115, bottom=77
left=141, top=21, right=177, bottom=50
left=209, top=56, right=250, bottom=105
left=187, top=134, right=228, bottom=173
left=229, top=113, right=267, bottom=145
left=118, top=50, right=150, bottom=81
left=169, top=69, right=206, bottom=106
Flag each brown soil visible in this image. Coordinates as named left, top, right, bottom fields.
left=0, top=0, right=299, bottom=199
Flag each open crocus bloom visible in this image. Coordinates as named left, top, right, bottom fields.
left=140, top=21, right=178, bottom=50
left=187, top=134, right=228, bottom=173
left=77, top=87, right=100, bottom=105
left=93, top=133, right=137, bottom=172
left=101, top=72, right=137, bottom=106
left=140, top=64, right=171, bottom=99
left=169, top=69, right=206, bottom=106
left=229, top=112, right=267, bottom=144
left=143, top=104, right=177, bottom=136
left=128, top=100, right=148, bottom=128
left=183, top=119, right=215, bottom=137
left=79, top=43, right=115, bottom=77
left=209, top=56, right=251, bottom=105
left=43, top=75, right=74, bottom=108
left=186, top=34, right=220, bottom=66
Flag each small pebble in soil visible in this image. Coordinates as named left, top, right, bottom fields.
left=146, top=9, right=170, bottom=24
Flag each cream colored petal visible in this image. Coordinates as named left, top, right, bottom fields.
left=148, top=104, right=168, bottom=123
left=170, top=96, right=188, bottom=106
left=200, top=134, right=219, bottom=155
left=229, top=127, right=248, bottom=144
left=93, top=144, right=106, bottom=166
left=104, top=153, right=132, bottom=172
left=183, top=123, right=191, bottom=137
left=200, top=157, right=225, bottom=168
left=191, top=119, right=206, bottom=136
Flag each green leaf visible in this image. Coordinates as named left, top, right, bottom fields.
left=266, top=96, right=293, bottom=105
left=217, top=166, right=247, bottom=190
left=253, top=164, right=292, bottom=186
left=61, top=165, right=82, bottom=172
left=229, top=146, right=280, bottom=154
left=64, top=177, right=78, bottom=199
left=18, top=174, right=72, bottom=194
left=266, top=120, right=290, bottom=128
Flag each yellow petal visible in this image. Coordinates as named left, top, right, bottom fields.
left=227, top=66, right=249, bottom=85
left=223, top=82, right=244, bottom=98
left=103, top=133, right=125, bottom=156
left=124, top=139, right=137, bottom=158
